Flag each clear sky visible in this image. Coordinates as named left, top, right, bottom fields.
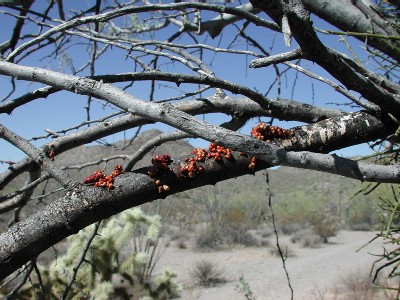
left=0, top=1, right=379, bottom=174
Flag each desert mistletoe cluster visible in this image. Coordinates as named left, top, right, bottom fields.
left=180, top=156, right=204, bottom=179
left=83, top=165, right=124, bottom=190
left=251, top=123, right=295, bottom=142
left=248, top=156, right=257, bottom=171
left=147, top=155, right=173, bottom=177
left=180, top=144, right=233, bottom=178
left=247, top=122, right=295, bottom=170
left=147, top=155, right=173, bottom=193
left=48, top=144, right=56, bottom=161
left=82, top=124, right=295, bottom=193
left=207, top=143, right=233, bottom=161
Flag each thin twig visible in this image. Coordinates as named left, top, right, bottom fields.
left=61, top=221, right=101, bottom=300
left=32, top=260, right=44, bottom=300
left=315, top=27, right=400, bottom=40
left=4, top=263, right=34, bottom=299
left=265, top=170, right=294, bottom=299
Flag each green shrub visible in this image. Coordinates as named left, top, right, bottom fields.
left=310, top=212, right=339, bottom=243
left=291, top=228, right=322, bottom=248
left=273, top=191, right=317, bottom=234
left=345, top=188, right=381, bottom=230
left=229, top=227, right=259, bottom=246
left=195, top=185, right=262, bottom=249
left=269, top=243, right=295, bottom=257
left=333, top=269, right=398, bottom=300
left=235, top=275, right=256, bottom=300
left=196, top=226, right=225, bottom=250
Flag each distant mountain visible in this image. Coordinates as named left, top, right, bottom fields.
left=55, top=129, right=194, bottom=170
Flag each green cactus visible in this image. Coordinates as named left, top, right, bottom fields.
left=3, top=207, right=179, bottom=299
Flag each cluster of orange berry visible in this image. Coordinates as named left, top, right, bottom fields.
left=180, top=143, right=234, bottom=178
left=180, top=148, right=206, bottom=178
left=82, top=124, right=296, bottom=192
left=192, top=148, right=208, bottom=161
left=83, top=165, right=124, bottom=190
left=154, top=179, right=171, bottom=193
left=251, top=123, right=295, bottom=142
left=152, top=154, right=173, bottom=169
left=181, top=156, right=205, bottom=178
left=147, top=155, right=173, bottom=177
left=207, top=143, right=233, bottom=160
left=248, top=156, right=257, bottom=171
left=147, top=155, right=173, bottom=193
left=48, top=144, right=55, bottom=161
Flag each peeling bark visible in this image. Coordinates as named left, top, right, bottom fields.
left=278, top=111, right=391, bottom=152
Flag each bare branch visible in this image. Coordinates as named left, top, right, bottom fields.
left=61, top=222, right=101, bottom=300
left=252, top=0, right=400, bottom=116
left=0, top=95, right=345, bottom=191
left=0, top=124, right=76, bottom=189
left=5, top=2, right=279, bottom=61
left=0, top=171, right=47, bottom=214
left=249, top=47, right=303, bottom=68
left=0, top=2, right=399, bottom=284
left=303, top=0, right=400, bottom=62
left=265, top=171, right=294, bottom=299
left=124, top=116, right=247, bottom=171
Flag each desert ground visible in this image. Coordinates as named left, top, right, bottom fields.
left=155, top=230, right=395, bottom=300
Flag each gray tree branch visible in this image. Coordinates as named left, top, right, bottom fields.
left=1, top=145, right=400, bottom=279
left=0, top=124, right=76, bottom=189
left=0, top=60, right=395, bottom=177
left=0, top=94, right=344, bottom=191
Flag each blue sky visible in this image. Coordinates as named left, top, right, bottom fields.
left=0, top=2, right=379, bottom=173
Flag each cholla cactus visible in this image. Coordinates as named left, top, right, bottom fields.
left=90, top=281, right=114, bottom=300
left=9, top=207, right=178, bottom=299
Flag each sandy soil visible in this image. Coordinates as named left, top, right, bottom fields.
left=155, top=230, right=393, bottom=300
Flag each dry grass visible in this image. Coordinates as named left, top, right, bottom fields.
left=331, top=269, right=399, bottom=300
left=269, top=243, right=295, bottom=258
left=291, top=228, right=322, bottom=248
left=191, top=259, right=226, bottom=287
